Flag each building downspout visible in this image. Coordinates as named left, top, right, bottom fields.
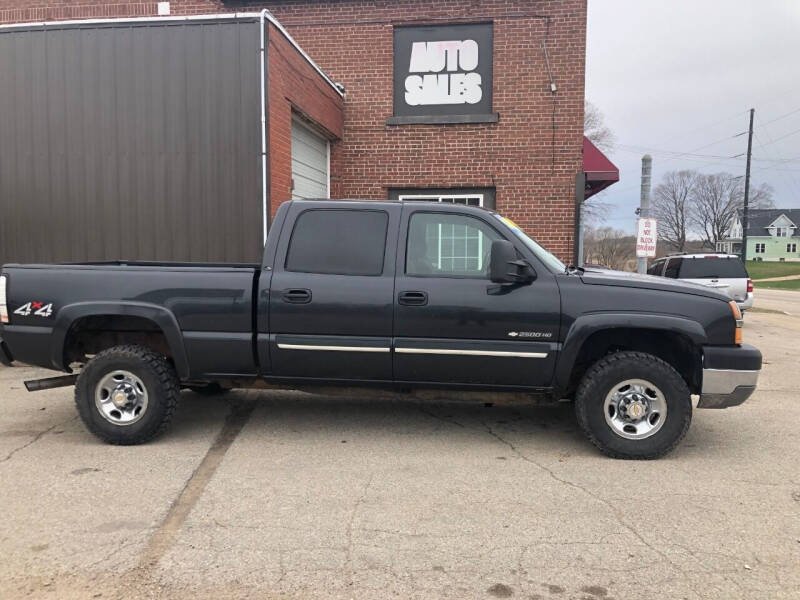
left=260, top=9, right=269, bottom=242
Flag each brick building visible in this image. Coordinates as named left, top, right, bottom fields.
left=0, top=0, right=608, bottom=264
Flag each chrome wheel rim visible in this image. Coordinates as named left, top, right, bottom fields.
left=603, top=378, right=667, bottom=440
left=94, top=370, right=148, bottom=426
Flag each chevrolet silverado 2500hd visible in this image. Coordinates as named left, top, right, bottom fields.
left=0, top=200, right=761, bottom=458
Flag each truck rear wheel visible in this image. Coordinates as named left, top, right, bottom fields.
left=75, top=345, right=180, bottom=445
left=575, top=351, right=692, bottom=459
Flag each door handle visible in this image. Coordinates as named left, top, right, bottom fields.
left=398, top=291, right=428, bottom=306
left=282, top=288, right=312, bottom=304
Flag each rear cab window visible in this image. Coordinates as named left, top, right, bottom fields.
left=285, top=209, right=389, bottom=275
left=678, top=257, right=748, bottom=279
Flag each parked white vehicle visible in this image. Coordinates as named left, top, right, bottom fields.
left=647, top=253, right=754, bottom=312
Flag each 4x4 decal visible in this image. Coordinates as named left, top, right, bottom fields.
left=13, top=301, right=53, bottom=318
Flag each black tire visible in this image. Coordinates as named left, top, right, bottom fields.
left=187, top=383, right=231, bottom=396
left=75, top=345, right=180, bottom=445
left=575, top=351, right=692, bottom=459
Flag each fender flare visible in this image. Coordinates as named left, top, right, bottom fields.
left=553, top=312, right=708, bottom=394
left=50, top=301, right=190, bottom=379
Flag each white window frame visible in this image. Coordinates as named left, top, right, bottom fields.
left=397, top=193, right=485, bottom=206
left=755, top=243, right=765, bottom=254
left=788, top=243, right=797, bottom=253
left=399, top=193, right=486, bottom=272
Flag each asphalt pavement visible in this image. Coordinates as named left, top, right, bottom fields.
left=0, top=290, right=798, bottom=599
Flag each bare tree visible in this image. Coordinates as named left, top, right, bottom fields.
left=584, top=100, right=615, bottom=153
left=652, top=170, right=697, bottom=252
left=581, top=100, right=616, bottom=224
left=582, top=225, right=598, bottom=264
left=585, top=226, right=635, bottom=270
left=690, top=173, right=774, bottom=248
left=748, top=182, right=776, bottom=210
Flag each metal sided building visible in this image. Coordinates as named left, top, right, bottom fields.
left=0, top=1, right=617, bottom=265
left=0, top=12, right=344, bottom=265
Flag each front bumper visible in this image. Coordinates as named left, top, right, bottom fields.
left=698, top=343, right=761, bottom=408
left=0, top=335, right=13, bottom=366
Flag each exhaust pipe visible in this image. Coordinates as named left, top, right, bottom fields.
left=24, top=375, right=78, bottom=392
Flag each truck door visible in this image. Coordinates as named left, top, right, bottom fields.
left=393, top=205, right=560, bottom=388
left=267, top=202, right=399, bottom=382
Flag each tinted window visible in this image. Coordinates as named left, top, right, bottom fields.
left=407, top=212, right=502, bottom=277
left=286, top=209, right=388, bottom=275
left=647, top=259, right=665, bottom=276
left=664, top=258, right=682, bottom=279
left=678, top=257, right=748, bottom=279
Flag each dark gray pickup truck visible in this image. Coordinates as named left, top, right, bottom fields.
left=0, top=200, right=761, bottom=458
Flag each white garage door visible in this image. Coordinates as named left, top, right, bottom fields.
left=291, top=119, right=329, bottom=200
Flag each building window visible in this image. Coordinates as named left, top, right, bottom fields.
left=776, top=227, right=790, bottom=237
left=755, top=243, right=766, bottom=253
left=399, top=193, right=484, bottom=207
left=389, top=187, right=496, bottom=209
left=788, top=243, right=797, bottom=253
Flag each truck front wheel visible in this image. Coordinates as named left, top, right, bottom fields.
left=575, top=351, right=692, bottom=459
left=74, top=345, right=180, bottom=445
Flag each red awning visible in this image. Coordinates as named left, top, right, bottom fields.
left=583, top=136, right=619, bottom=198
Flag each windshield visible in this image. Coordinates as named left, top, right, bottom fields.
left=493, top=214, right=567, bottom=273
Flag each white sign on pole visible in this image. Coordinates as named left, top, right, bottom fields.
left=636, top=218, right=658, bottom=258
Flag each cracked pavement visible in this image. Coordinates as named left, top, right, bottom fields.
left=0, top=290, right=799, bottom=599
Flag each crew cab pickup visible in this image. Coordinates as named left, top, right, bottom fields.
left=0, top=200, right=762, bottom=458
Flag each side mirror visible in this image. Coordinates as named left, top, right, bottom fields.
left=489, top=240, right=535, bottom=284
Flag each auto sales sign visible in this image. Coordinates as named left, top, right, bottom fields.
left=393, top=23, right=494, bottom=122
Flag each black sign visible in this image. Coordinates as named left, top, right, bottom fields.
left=391, top=23, right=495, bottom=124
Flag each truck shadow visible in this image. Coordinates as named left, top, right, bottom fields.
left=172, top=389, right=593, bottom=455
left=172, top=389, right=734, bottom=460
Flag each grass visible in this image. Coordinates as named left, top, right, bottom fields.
left=746, top=260, right=800, bottom=280
left=754, top=279, right=800, bottom=291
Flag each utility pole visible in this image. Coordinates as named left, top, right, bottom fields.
left=637, top=154, right=652, bottom=274
left=741, top=108, right=754, bottom=262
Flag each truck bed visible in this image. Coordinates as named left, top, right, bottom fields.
left=1, top=261, right=260, bottom=378
left=7, top=261, right=260, bottom=270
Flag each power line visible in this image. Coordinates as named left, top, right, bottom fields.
left=596, top=105, right=800, bottom=210
left=759, top=106, right=800, bottom=128
left=757, top=125, right=800, bottom=147
left=753, top=116, right=800, bottom=198
left=618, top=143, right=800, bottom=163
left=655, top=109, right=749, bottom=147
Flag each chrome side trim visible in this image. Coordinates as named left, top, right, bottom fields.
left=277, top=344, right=389, bottom=353
left=701, top=368, right=760, bottom=395
left=395, top=348, right=548, bottom=359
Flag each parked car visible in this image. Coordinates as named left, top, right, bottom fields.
left=0, top=200, right=761, bottom=459
left=647, top=253, right=754, bottom=312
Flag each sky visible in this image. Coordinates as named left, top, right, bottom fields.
left=585, top=0, right=800, bottom=234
